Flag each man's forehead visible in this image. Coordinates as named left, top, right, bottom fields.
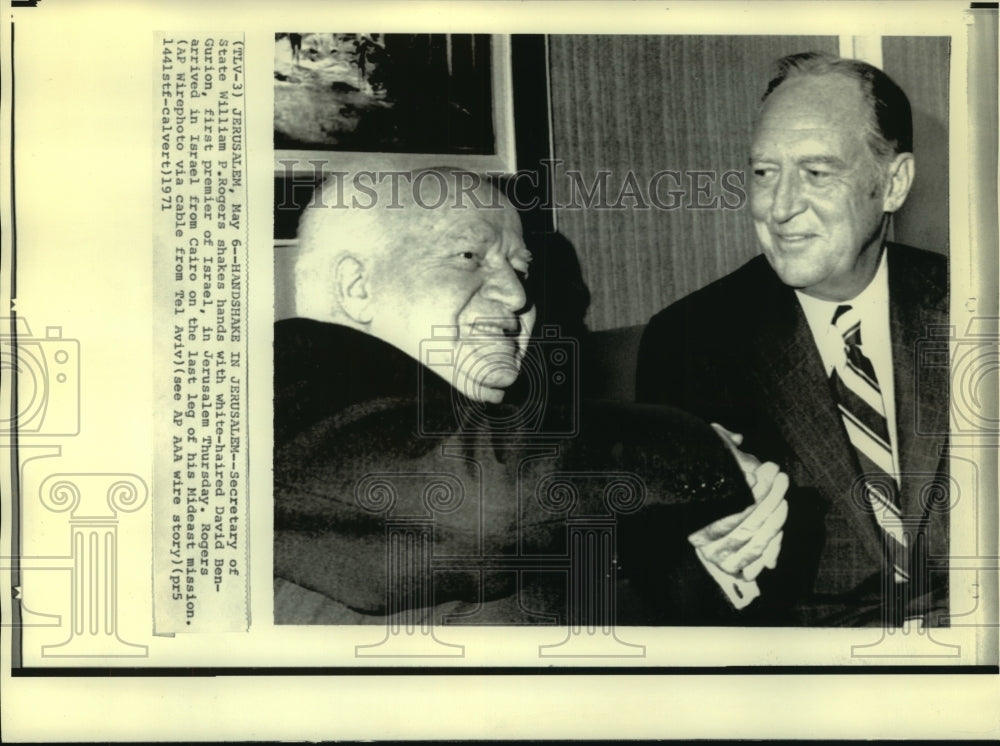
left=752, top=76, right=872, bottom=155
left=757, top=75, right=868, bottom=131
left=751, top=121, right=857, bottom=152
left=405, top=203, right=521, bottom=234
left=406, top=201, right=521, bottom=239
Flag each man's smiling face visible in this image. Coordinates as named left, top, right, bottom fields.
left=368, top=190, right=535, bottom=403
left=749, top=74, right=892, bottom=301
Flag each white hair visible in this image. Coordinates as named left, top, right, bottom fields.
left=291, top=168, right=505, bottom=322
left=293, top=179, right=388, bottom=322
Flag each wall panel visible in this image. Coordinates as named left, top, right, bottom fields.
left=548, top=35, right=839, bottom=330
left=882, top=36, right=951, bottom=253
left=547, top=35, right=950, bottom=331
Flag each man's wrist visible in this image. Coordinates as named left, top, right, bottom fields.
left=693, top=546, right=761, bottom=610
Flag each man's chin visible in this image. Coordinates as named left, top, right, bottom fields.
left=466, top=384, right=506, bottom=404
left=763, top=254, right=820, bottom=290
left=458, top=369, right=517, bottom=403
left=452, top=345, right=522, bottom=399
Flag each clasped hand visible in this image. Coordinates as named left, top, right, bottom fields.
left=689, top=424, right=789, bottom=583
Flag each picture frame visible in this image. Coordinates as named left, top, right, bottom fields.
left=273, top=33, right=517, bottom=176
left=272, top=33, right=552, bottom=323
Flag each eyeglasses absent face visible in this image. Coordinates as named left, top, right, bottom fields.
left=749, top=74, right=894, bottom=301
left=368, top=196, right=536, bottom=403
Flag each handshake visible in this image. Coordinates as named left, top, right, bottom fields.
left=689, top=424, right=790, bottom=607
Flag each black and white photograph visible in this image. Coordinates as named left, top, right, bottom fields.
left=1, top=0, right=997, bottom=741
left=272, top=34, right=957, bottom=631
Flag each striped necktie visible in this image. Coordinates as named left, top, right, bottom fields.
left=829, top=304, right=909, bottom=585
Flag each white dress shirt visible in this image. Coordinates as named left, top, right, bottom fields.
left=695, top=250, right=900, bottom=611
left=794, top=249, right=900, bottom=480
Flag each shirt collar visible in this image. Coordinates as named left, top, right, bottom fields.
left=795, top=248, right=890, bottom=371
left=796, top=248, right=889, bottom=326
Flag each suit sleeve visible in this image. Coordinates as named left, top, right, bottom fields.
left=637, top=301, right=729, bottom=421
left=566, top=400, right=767, bottom=624
left=637, top=306, right=689, bottom=407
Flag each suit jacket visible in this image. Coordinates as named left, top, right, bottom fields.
left=273, top=319, right=760, bottom=625
left=636, top=243, right=950, bottom=626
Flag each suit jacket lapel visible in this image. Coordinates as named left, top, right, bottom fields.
left=887, top=244, right=949, bottom=518
left=747, top=263, right=883, bottom=563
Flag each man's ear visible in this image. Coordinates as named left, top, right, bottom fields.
left=882, top=152, right=915, bottom=213
left=335, top=256, right=373, bottom=325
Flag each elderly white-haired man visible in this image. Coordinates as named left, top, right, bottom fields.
left=274, top=168, right=788, bottom=625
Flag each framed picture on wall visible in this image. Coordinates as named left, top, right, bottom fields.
left=273, top=32, right=516, bottom=175
left=272, top=33, right=553, bottom=320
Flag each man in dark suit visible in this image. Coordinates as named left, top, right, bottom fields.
left=274, top=169, right=790, bottom=625
left=637, top=52, right=949, bottom=627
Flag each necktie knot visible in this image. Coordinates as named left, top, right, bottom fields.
left=831, top=305, right=875, bottom=381
left=831, top=303, right=852, bottom=325
left=832, top=303, right=862, bottom=344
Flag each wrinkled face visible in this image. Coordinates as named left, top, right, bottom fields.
left=749, top=75, right=891, bottom=301
left=368, top=195, right=535, bottom=403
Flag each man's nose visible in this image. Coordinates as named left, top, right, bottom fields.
left=770, top=170, right=806, bottom=223
left=483, top=261, right=528, bottom=312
